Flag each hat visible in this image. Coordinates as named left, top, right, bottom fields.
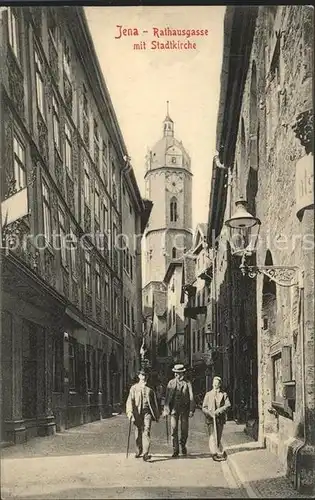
left=172, top=364, right=186, bottom=373
left=213, top=376, right=222, bottom=383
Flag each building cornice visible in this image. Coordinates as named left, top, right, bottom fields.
left=144, top=166, right=193, bottom=180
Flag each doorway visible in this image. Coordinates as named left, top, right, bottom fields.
left=101, top=353, right=107, bottom=410
left=22, top=321, right=38, bottom=419
left=109, top=351, right=119, bottom=407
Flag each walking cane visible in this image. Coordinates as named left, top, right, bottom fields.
left=213, top=413, right=219, bottom=456
left=165, top=415, right=169, bottom=444
left=126, top=417, right=132, bottom=459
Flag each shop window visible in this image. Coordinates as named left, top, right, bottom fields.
left=87, top=345, right=96, bottom=391
left=68, top=337, right=76, bottom=391
left=281, top=345, right=292, bottom=383
left=272, top=351, right=282, bottom=404
left=52, top=335, right=63, bottom=392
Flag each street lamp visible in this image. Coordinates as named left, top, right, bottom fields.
left=225, top=198, right=302, bottom=288
left=204, top=331, right=229, bottom=356
left=224, top=197, right=261, bottom=258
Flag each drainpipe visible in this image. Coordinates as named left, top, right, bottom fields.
left=226, top=168, right=234, bottom=406
left=291, top=103, right=314, bottom=492
left=0, top=8, right=6, bottom=245
left=294, top=275, right=306, bottom=490
left=294, top=202, right=315, bottom=493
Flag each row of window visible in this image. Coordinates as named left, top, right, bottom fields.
left=52, top=337, right=121, bottom=404
left=61, top=338, right=121, bottom=402
left=8, top=8, right=119, bottom=207
left=41, top=173, right=111, bottom=296
left=59, top=338, right=102, bottom=392
left=146, top=246, right=177, bottom=263
left=11, top=124, right=116, bottom=292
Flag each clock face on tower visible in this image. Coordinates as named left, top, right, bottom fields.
left=166, top=173, right=183, bottom=194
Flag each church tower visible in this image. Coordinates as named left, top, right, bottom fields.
left=142, top=103, right=193, bottom=308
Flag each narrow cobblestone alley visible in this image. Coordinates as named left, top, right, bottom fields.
left=1, top=410, right=246, bottom=499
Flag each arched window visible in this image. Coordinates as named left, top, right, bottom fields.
left=172, top=247, right=176, bottom=259
left=170, top=197, right=178, bottom=222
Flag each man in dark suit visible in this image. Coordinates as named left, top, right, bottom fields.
left=126, top=368, right=160, bottom=462
left=202, top=376, right=231, bottom=461
left=163, top=364, right=195, bottom=457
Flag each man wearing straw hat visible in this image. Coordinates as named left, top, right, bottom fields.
left=202, top=376, right=231, bottom=461
left=126, top=367, right=160, bottom=462
left=163, top=364, right=195, bottom=458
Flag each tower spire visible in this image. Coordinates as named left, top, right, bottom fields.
left=163, top=101, right=174, bottom=137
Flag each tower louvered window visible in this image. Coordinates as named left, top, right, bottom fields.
left=170, top=198, right=178, bottom=222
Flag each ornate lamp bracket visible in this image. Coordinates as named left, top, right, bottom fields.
left=240, top=253, right=302, bottom=288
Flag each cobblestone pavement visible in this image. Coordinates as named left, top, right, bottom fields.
left=2, top=411, right=310, bottom=499
left=222, top=422, right=313, bottom=498
left=1, top=410, right=246, bottom=499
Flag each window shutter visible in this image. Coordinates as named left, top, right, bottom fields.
left=282, top=345, right=292, bottom=383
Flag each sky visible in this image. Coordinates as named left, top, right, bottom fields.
left=85, top=6, right=226, bottom=229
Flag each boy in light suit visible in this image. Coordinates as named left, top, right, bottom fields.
left=202, top=376, right=231, bottom=461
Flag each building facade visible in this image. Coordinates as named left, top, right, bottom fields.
left=183, top=224, right=215, bottom=398
left=164, top=261, right=185, bottom=362
left=0, top=6, right=148, bottom=443
left=207, top=6, right=314, bottom=493
left=122, top=171, right=152, bottom=390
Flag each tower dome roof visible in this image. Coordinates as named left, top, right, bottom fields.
left=145, top=104, right=191, bottom=173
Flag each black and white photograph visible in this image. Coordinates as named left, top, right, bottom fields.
left=0, top=3, right=314, bottom=499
